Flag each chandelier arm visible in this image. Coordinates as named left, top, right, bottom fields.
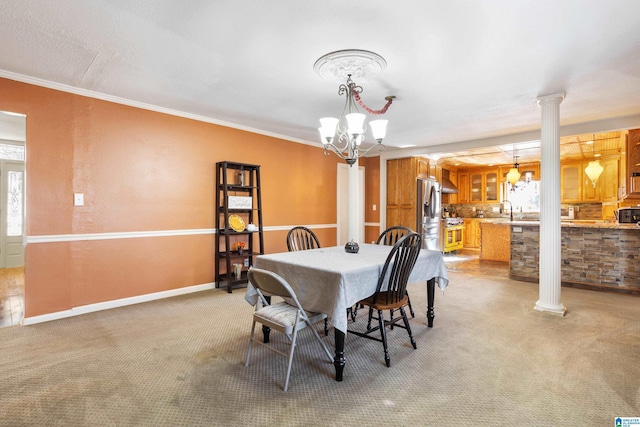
left=324, top=132, right=358, bottom=158
left=328, top=131, right=353, bottom=154
left=357, top=143, right=385, bottom=157
left=323, top=142, right=348, bottom=160
left=352, top=91, right=394, bottom=115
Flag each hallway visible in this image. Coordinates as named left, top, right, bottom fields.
left=0, top=267, right=24, bottom=327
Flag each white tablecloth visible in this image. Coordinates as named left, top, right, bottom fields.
left=245, top=244, right=448, bottom=334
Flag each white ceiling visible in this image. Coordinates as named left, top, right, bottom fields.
left=1, top=1, right=640, bottom=164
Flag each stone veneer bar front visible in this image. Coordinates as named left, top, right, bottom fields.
left=509, top=221, right=640, bottom=294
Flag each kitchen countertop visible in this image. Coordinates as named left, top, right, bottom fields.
left=462, top=216, right=640, bottom=229
left=476, top=218, right=640, bottom=230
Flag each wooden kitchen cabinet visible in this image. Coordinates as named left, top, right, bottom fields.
left=561, top=164, right=582, bottom=203
left=601, top=157, right=619, bottom=220
left=624, top=129, right=640, bottom=198
left=457, top=173, right=469, bottom=203
left=485, top=171, right=498, bottom=201
left=386, top=157, right=430, bottom=229
left=480, top=222, right=510, bottom=262
left=520, top=162, right=540, bottom=181
left=601, top=158, right=619, bottom=202
left=466, top=168, right=498, bottom=203
left=470, top=172, right=482, bottom=202
left=464, top=218, right=480, bottom=248
left=561, top=159, right=619, bottom=203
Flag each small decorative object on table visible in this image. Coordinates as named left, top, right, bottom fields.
left=345, top=239, right=359, bottom=254
left=234, top=241, right=246, bottom=255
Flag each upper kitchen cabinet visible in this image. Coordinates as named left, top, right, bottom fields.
left=386, top=156, right=430, bottom=229
left=485, top=171, right=499, bottom=201
left=561, top=157, right=619, bottom=204
left=623, top=128, right=640, bottom=199
left=470, top=172, right=482, bottom=202
left=561, top=164, right=582, bottom=203
left=457, top=172, right=469, bottom=203
left=601, top=157, right=619, bottom=220
left=600, top=158, right=619, bottom=202
left=465, top=168, right=498, bottom=203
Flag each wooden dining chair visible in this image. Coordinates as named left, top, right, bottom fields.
left=376, top=226, right=416, bottom=319
left=286, top=226, right=321, bottom=252
left=245, top=268, right=333, bottom=392
left=348, top=232, right=422, bottom=367
left=376, top=225, right=414, bottom=246
left=348, top=225, right=416, bottom=322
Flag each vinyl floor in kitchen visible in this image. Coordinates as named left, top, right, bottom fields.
left=0, top=267, right=24, bottom=327
left=442, top=248, right=510, bottom=278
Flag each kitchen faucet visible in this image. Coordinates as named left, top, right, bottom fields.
left=501, top=200, right=513, bottom=222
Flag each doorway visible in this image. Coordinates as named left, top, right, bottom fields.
left=337, top=164, right=365, bottom=244
left=0, top=111, right=26, bottom=327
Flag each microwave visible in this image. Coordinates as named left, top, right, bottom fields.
left=617, top=208, right=640, bottom=223
left=561, top=206, right=575, bottom=220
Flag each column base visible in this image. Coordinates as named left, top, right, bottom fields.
left=534, top=300, right=566, bottom=316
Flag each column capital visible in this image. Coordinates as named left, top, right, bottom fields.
left=536, top=92, right=566, bottom=106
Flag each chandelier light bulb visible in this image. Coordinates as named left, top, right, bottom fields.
left=346, top=113, right=366, bottom=136
left=369, top=119, right=388, bottom=142
left=318, top=117, right=339, bottom=144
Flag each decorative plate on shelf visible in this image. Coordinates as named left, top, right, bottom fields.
left=228, top=214, right=246, bottom=232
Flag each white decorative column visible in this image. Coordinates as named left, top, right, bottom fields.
left=535, top=92, right=566, bottom=316
left=347, top=163, right=360, bottom=242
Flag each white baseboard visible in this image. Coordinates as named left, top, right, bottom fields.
left=22, top=282, right=217, bottom=325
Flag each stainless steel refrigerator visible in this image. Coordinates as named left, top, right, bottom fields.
left=417, top=177, right=442, bottom=251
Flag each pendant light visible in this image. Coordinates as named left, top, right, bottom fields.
left=585, top=160, right=603, bottom=187
left=584, top=135, right=603, bottom=187
left=506, top=148, right=521, bottom=187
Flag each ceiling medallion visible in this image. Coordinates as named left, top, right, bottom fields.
left=314, top=49, right=387, bottom=82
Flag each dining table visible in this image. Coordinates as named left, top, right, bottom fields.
left=245, top=243, right=449, bottom=381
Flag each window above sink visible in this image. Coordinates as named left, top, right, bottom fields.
left=504, top=180, right=540, bottom=213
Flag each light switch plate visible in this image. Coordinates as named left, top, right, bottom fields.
left=74, top=193, right=84, bottom=206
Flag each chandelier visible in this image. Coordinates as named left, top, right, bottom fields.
left=314, top=50, right=395, bottom=166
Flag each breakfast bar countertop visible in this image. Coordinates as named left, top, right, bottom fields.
left=506, top=220, right=640, bottom=230
left=467, top=217, right=639, bottom=230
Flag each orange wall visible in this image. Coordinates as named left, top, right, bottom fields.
left=0, top=77, right=345, bottom=317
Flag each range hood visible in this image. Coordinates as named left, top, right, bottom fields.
left=441, top=169, right=459, bottom=194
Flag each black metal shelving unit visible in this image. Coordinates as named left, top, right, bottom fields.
left=215, top=161, right=264, bottom=293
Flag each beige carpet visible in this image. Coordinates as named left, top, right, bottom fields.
left=0, top=269, right=638, bottom=426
